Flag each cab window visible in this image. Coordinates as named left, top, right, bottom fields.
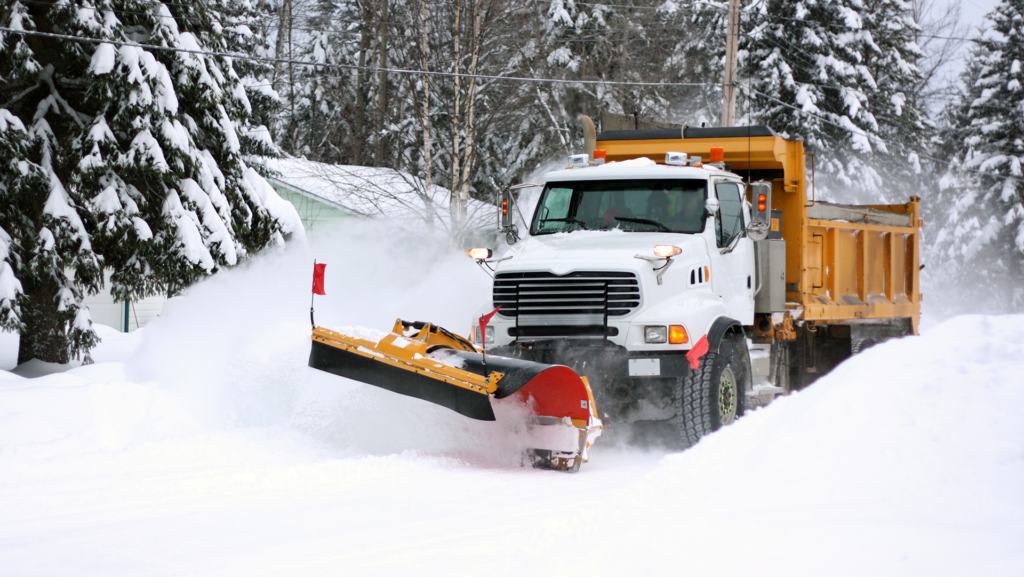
left=530, top=179, right=707, bottom=235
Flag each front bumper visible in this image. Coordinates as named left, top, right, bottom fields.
left=491, top=340, right=691, bottom=381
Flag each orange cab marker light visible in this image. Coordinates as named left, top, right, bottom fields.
left=710, top=147, right=725, bottom=163
left=669, top=325, right=689, bottom=344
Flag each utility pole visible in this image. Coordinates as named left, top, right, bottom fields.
left=721, top=0, right=740, bottom=127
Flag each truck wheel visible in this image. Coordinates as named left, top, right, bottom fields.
left=851, top=338, right=876, bottom=355
left=672, top=334, right=750, bottom=448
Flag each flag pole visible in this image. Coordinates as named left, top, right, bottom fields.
left=481, top=317, right=488, bottom=383
left=310, top=259, right=317, bottom=328
left=478, top=306, right=501, bottom=383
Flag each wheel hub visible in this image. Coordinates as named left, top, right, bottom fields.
left=719, top=366, right=737, bottom=425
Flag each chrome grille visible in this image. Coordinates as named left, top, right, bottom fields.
left=493, top=271, right=641, bottom=325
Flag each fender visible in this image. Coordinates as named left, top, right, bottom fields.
left=706, top=316, right=742, bottom=352
left=702, top=317, right=752, bottom=391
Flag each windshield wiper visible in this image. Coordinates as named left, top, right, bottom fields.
left=614, top=217, right=672, bottom=232
left=539, top=218, right=589, bottom=229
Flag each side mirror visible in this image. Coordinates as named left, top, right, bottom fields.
left=499, top=183, right=540, bottom=245
left=746, top=181, right=772, bottom=241
left=704, top=197, right=720, bottom=217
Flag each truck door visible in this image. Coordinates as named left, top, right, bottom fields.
left=709, top=180, right=755, bottom=325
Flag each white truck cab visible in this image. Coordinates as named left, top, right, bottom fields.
left=474, top=154, right=765, bottom=443
left=485, top=158, right=754, bottom=351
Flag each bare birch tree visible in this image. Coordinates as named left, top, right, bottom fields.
left=374, top=0, right=391, bottom=166
left=420, top=0, right=436, bottom=235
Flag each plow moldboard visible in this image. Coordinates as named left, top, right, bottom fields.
left=309, top=340, right=497, bottom=421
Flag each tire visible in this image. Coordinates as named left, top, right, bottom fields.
left=672, top=334, right=751, bottom=448
left=851, top=337, right=876, bottom=355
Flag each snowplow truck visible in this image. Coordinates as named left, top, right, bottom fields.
left=469, top=119, right=921, bottom=448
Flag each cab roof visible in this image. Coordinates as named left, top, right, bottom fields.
left=544, top=158, right=739, bottom=183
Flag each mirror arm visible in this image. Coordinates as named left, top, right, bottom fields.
left=635, top=254, right=675, bottom=285
left=473, top=255, right=513, bottom=278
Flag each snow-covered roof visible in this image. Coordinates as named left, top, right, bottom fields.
left=544, top=157, right=737, bottom=182
left=261, top=157, right=492, bottom=233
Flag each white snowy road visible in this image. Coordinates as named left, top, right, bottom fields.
left=1, top=431, right=662, bottom=576
left=1, top=227, right=1022, bottom=575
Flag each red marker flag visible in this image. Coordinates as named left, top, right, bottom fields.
left=685, top=334, right=710, bottom=370
left=478, top=306, right=501, bottom=350
left=312, top=263, right=327, bottom=295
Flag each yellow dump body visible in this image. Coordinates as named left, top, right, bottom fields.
left=596, top=134, right=921, bottom=333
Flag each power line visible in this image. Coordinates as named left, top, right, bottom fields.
left=4, top=10, right=1005, bottom=182
left=0, top=26, right=721, bottom=88
left=16, top=0, right=722, bottom=35
left=23, top=0, right=1016, bottom=52
left=745, top=86, right=1018, bottom=184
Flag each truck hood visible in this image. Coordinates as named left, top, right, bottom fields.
left=496, top=230, right=707, bottom=275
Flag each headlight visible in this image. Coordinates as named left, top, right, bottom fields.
left=475, top=325, right=495, bottom=342
left=644, top=326, right=667, bottom=343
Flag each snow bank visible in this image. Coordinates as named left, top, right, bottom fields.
left=507, top=314, right=1024, bottom=576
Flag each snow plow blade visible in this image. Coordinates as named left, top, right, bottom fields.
left=308, top=319, right=602, bottom=470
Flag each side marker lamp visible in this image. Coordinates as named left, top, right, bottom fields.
left=669, top=325, right=689, bottom=344
left=653, top=245, right=683, bottom=258
left=467, top=248, right=493, bottom=260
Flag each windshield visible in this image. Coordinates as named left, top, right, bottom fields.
left=529, top=179, right=708, bottom=235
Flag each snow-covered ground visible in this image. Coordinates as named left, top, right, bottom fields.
left=1, top=222, right=1022, bottom=576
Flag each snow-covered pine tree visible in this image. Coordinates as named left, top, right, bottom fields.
left=533, top=0, right=689, bottom=125
left=663, top=0, right=728, bottom=127
left=283, top=0, right=363, bottom=164
left=218, top=0, right=282, bottom=170
left=0, top=0, right=299, bottom=365
left=745, top=0, right=905, bottom=200
left=928, top=42, right=987, bottom=313
left=933, top=2, right=1024, bottom=311
left=858, top=0, right=928, bottom=202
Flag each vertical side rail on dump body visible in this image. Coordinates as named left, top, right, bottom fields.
left=779, top=139, right=809, bottom=313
